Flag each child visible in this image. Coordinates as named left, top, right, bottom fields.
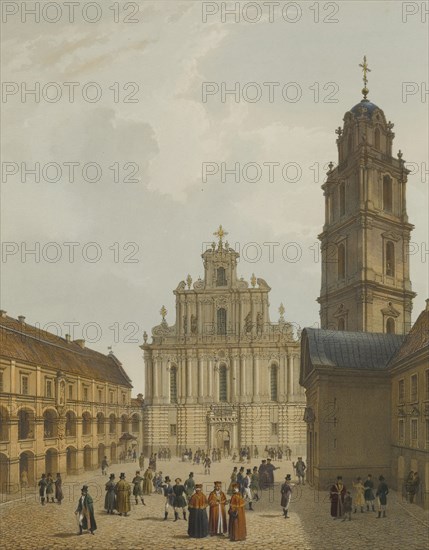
left=342, top=491, right=352, bottom=521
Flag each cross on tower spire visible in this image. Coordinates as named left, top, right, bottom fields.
left=213, top=225, right=228, bottom=248
left=359, top=55, right=371, bottom=100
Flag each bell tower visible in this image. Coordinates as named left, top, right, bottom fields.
left=317, top=57, right=415, bottom=334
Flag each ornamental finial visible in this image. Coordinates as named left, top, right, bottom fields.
left=160, top=305, right=167, bottom=320
left=213, top=225, right=228, bottom=248
left=359, top=55, right=371, bottom=100
left=250, top=273, right=257, bottom=288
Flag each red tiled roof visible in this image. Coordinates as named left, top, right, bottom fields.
left=0, top=315, right=132, bottom=387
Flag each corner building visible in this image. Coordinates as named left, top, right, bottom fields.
left=142, top=229, right=306, bottom=457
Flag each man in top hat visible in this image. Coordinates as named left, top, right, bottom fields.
left=142, top=466, right=153, bottom=495
left=243, top=469, right=254, bottom=510
left=228, top=483, right=246, bottom=541
left=281, top=475, right=293, bottom=518
left=184, top=472, right=195, bottom=502
left=162, top=476, right=174, bottom=520
left=330, top=476, right=346, bottom=519
left=105, top=474, right=116, bottom=514
left=293, top=457, right=306, bottom=485
left=115, top=473, right=131, bottom=516
left=173, top=478, right=187, bottom=521
left=208, top=481, right=227, bottom=536
left=236, top=467, right=245, bottom=496
left=75, top=485, right=97, bottom=535
left=188, top=483, right=209, bottom=538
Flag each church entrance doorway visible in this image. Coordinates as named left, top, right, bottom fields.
left=216, top=429, right=230, bottom=456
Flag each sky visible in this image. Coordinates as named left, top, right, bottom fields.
left=1, top=0, right=428, bottom=395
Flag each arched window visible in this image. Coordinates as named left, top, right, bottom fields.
left=217, top=308, right=227, bottom=335
left=374, top=128, right=380, bottom=149
left=339, top=182, right=345, bottom=216
left=131, top=414, right=140, bottom=433
left=43, top=410, right=57, bottom=438
left=109, top=414, right=116, bottom=434
left=219, top=364, right=227, bottom=402
left=170, top=366, right=178, bottom=403
left=338, top=243, right=346, bottom=280
left=18, top=409, right=35, bottom=440
left=386, top=317, right=395, bottom=334
left=386, top=241, right=395, bottom=276
left=65, top=411, right=76, bottom=437
left=383, top=176, right=392, bottom=212
left=121, top=415, right=128, bottom=433
left=96, top=413, right=105, bottom=435
left=270, top=365, right=278, bottom=402
left=82, top=412, right=91, bottom=436
left=216, top=267, right=227, bottom=286
left=338, top=318, right=345, bottom=331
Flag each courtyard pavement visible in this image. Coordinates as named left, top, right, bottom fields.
left=0, top=457, right=427, bottom=549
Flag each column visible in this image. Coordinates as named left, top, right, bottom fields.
left=232, top=356, right=238, bottom=399
left=292, top=354, right=299, bottom=395
left=281, top=355, right=287, bottom=401
left=153, top=358, right=159, bottom=404
left=186, top=357, right=192, bottom=402
left=287, top=354, right=294, bottom=401
left=213, top=362, right=218, bottom=402
left=207, top=359, right=213, bottom=400
left=198, top=357, right=204, bottom=404
left=197, top=301, right=203, bottom=334
left=252, top=355, right=260, bottom=403
left=240, top=355, right=246, bottom=402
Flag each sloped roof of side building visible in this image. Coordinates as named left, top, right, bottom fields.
left=0, top=314, right=133, bottom=388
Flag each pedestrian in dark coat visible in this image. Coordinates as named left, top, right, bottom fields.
left=55, top=473, right=63, bottom=504
left=38, top=474, right=47, bottom=505
left=376, top=476, right=389, bottom=518
left=330, top=476, right=346, bottom=518
left=364, top=474, right=375, bottom=511
left=173, top=478, right=187, bottom=521
left=105, top=474, right=116, bottom=514
left=132, top=471, right=146, bottom=505
left=188, top=484, right=209, bottom=538
left=46, top=473, right=54, bottom=503
left=281, top=474, right=293, bottom=518
left=265, top=458, right=279, bottom=486
left=184, top=472, right=195, bottom=501
left=75, top=485, right=97, bottom=535
left=115, top=473, right=131, bottom=516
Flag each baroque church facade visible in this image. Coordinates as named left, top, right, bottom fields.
left=142, top=228, right=306, bottom=456
left=300, top=59, right=428, bottom=507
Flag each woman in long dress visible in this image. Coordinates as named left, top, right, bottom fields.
left=352, top=477, right=365, bottom=513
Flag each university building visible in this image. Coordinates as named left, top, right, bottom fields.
left=300, top=61, right=429, bottom=507
left=0, top=312, right=143, bottom=491
left=142, top=228, right=306, bottom=457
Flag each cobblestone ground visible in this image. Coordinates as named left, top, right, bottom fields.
left=0, top=458, right=427, bottom=550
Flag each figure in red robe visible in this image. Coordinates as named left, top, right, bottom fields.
left=208, top=481, right=227, bottom=535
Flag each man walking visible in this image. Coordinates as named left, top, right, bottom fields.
left=250, top=466, right=260, bottom=502
left=75, top=485, right=96, bottom=535
left=376, top=475, right=389, bottom=518
left=243, top=469, right=254, bottom=510
left=101, top=456, right=108, bottom=476
left=281, top=474, right=293, bottom=518
left=293, top=457, right=306, bottom=485
left=162, top=476, right=174, bottom=520
left=132, top=470, right=146, bottom=506
left=38, top=473, right=47, bottom=505
left=172, top=478, right=187, bottom=521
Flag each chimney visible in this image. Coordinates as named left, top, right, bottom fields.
left=18, top=315, right=25, bottom=324
left=74, top=339, right=85, bottom=349
left=65, top=334, right=71, bottom=343
left=0, top=310, right=7, bottom=318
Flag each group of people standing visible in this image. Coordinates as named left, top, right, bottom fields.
left=162, top=477, right=247, bottom=541
left=38, top=473, right=63, bottom=505
left=330, top=474, right=389, bottom=520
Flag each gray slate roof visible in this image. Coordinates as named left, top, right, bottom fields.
left=303, top=328, right=405, bottom=370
